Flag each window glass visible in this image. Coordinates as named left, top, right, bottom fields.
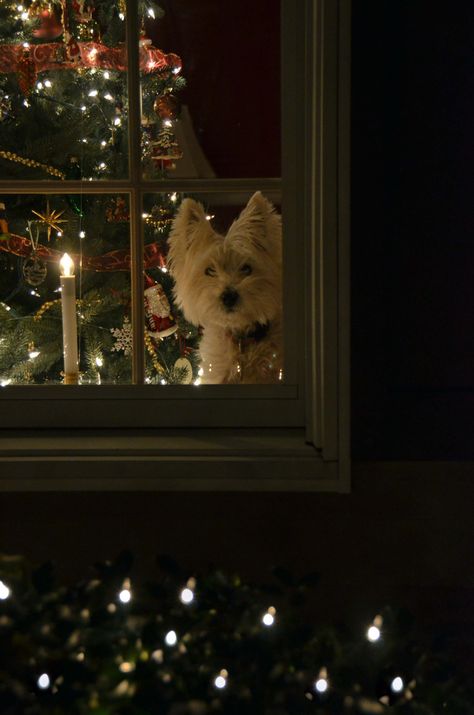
left=142, top=192, right=283, bottom=385
left=140, top=0, right=281, bottom=179
left=0, top=1, right=128, bottom=180
left=0, top=194, right=132, bottom=385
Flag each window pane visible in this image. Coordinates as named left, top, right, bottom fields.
left=142, top=192, right=283, bottom=384
left=140, top=0, right=281, bottom=179
left=0, top=194, right=132, bottom=384
left=0, top=2, right=128, bottom=179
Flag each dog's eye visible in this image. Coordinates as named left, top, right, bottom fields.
left=205, top=266, right=216, bottom=276
left=240, top=263, right=252, bottom=275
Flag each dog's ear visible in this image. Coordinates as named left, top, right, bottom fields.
left=227, top=191, right=281, bottom=258
left=167, top=198, right=214, bottom=276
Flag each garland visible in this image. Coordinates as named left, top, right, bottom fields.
left=0, top=233, right=166, bottom=272
left=0, top=150, right=65, bottom=179
left=0, top=41, right=182, bottom=75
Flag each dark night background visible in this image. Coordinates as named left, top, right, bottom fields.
left=1, top=2, right=473, bottom=638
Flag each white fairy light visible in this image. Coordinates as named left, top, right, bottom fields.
left=22, top=42, right=29, bottom=48
left=179, top=587, right=194, bottom=604
left=193, top=378, right=201, bottom=386
left=164, top=119, right=172, bottom=127
left=23, top=99, right=29, bottom=107
left=21, top=11, right=28, bottom=20
left=99, top=162, right=107, bottom=169
left=214, top=669, right=228, bottom=689
left=95, top=357, right=103, bottom=368
left=104, top=93, right=114, bottom=101
left=367, top=625, right=381, bottom=642
left=262, top=606, right=276, bottom=627
left=147, top=7, right=156, bottom=18
left=164, top=630, right=177, bottom=646
left=44, top=79, right=52, bottom=88
left=29, top=350, right=40, bottom=360
left=113, top=117, right=121, bottom=126
left=103, top=71, right=110, bottom=79
left=0, top=580, right=10, bottom=599
left=36, top=81, right=43, bottom=90
left=391, top=676, right=404, bottom=693
left=79, top=231, right=86, bottom=239
left=315, top=668, right=329, bottom=694
left=101, top=140, right=107, bottom=147
left=88, top=89, right=98, bottom=97
left=1, top=379, right=12, bottom=387
left=37, top=673, right=50, bottom=689
left=170, top=192, right=178, bottom=202
left=118, top=579, right=132, bottom=603
left=119, top=12, right=125, bottom=20
left=81, top=105, right=87, bottom=112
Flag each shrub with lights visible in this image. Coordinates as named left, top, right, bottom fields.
left=0, top=552, right=473, bottom=714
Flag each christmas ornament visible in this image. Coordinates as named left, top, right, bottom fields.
left=32, top=9, right=64, bottom=39
left=105, top=197, right=129, bottom=223
left=111, top=316, right=133, bottom=356
left=144, top=274, right=177, bottom=338
left=17, top=49, right=37, bottom=96
left=66, top=35, right=81, bottom=63
left=22, top=222, right=47, bottom=286
left=72, top=0, right=93, bottom=23
left=153, top=94, right=179, bottom=120
left=0, top=90, right=12, bottom=122
left=150, top=128, right=182, bottom=163
left=144, top=204, right=174, bottom=231
left=31, top=201, right=68, bottom=242
left=174, top=356, right=193, bottom=384
left=0, top=202, right=9, bottom=235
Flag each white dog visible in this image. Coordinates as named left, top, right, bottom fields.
left=168, top=192, right=283, bottom=383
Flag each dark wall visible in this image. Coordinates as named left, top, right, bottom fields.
left=1, top=3, right=473, bottom=632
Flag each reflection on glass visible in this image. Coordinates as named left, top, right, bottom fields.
left=0, top=1, right=129, bottom=180
left=143, top=192, right=283, bottom=385
left=141, top=0, right=281, bottom=179
left=0, top=194, right=132, bottom=384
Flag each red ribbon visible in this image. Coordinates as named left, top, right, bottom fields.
left=0, top=233, right=165, bottom=272
left=0, top=42, right=182, bottom=75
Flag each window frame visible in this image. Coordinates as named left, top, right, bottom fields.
left=0, top=0, right=351, bottom=491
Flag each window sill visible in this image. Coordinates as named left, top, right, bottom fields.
left=0, top=428, right=348, bottom=492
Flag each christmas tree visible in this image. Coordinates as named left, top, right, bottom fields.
left=0, top=0, right=200, bottom=386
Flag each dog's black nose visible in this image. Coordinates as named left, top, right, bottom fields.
left=221, top=288, right=240, bottom=310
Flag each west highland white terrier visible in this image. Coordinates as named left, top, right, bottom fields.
left=168, top=192, right=283, bottom=383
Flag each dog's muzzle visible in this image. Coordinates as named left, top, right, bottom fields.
left=221, top=288, right=240, bottom=311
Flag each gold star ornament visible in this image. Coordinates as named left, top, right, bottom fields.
left=31, top=201, right=68, bottom=242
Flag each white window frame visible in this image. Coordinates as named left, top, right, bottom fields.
left=0, top=0, right=350, bottom=492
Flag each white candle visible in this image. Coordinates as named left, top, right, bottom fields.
left=59, top=253, right=79, bottom=384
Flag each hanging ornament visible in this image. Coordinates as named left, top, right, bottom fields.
left=0, top=90, right=13, bottom=122
left=22, top=221, right=47, bottom=286
left=111, top=316, right=133, bottom=356
left=0, top=202, right=9, bottom=236
left=65, top=35, right=81, bottom=63
left=105, top=197, right=129, bottom=223
left=17, top=49, right=37, bottom=96
left=31, top=201, right=68, bottom=242
left=32, top=9, right=64, bottom=39
left=144, top=274, right=177, bottom=338
left=173, top=357, right=193, bottom=384
left=150, top=128, right=183, bottom=163
left=153, top=94, right=179, bottom=120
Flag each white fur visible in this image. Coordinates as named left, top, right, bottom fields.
left=168, top=192, right=283, bottom=383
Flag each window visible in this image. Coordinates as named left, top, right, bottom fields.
left=0, top=0, right=350, bottom=491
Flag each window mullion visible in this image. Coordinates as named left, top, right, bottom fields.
left=126, top=0, right=145, bottom=384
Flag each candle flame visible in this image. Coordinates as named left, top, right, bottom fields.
left=60, top=253, right=74, bottom=277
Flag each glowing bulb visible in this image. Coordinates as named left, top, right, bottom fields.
left=113, top=117, right=121, bottom=126
left=118, top=588, right=131, bottom=603
left=99, top=162, right=106, bottom=169
left=88, top=89, right=98, bottom=97
left=367, top=625, right=381, bottom=642
left=36, top=81, right=43, bottom=90
left=57, top=231, right=62, bottom=237
left=18, top=4, right=24, bottom=10
left=59, top=253, right=74, bottom=277
left=79, top=231, right=86, bottom=239
left=104, top=93, right=114, bottom=101
left=165, top=630, right=177, bottom=646
left=119, top=12, right=125, bottom=20
left=147, top=7, right=155, bottom=18
left=170, top=192, right=178, bottom=202
left=101, top=140, right=107, bottom=147
left=37, top=673, right=50, bottom=689
left=95, top=357, right=103, bottom=368
left=180, top=587, right=194, bottom=604
left=193, top=378, right=201, bottom=386
left=23, top=99, right=29, bottom=107
left=22, top=42, right=29, bottom=48
left=29, top=350, right=40, bottom=360
left=103, top=71, right=110, bottom=79
left=391, top=677, right=404, bottom=693
left=44, top=80, right=52, bottom=88
left=0, top=580, right=10, bottom=599
left=1, top=379, right=12, bottom=387
left=262, top=606, right=276, bottom=626
left=21, top=11, right=28, bottom=19
left=315, top=678, right=328, bottom=693
left=81, top=105, right=87, bottom=112
left=214, top=670, right=228, bottom=689
left=164, top=119, right=172, bottom=127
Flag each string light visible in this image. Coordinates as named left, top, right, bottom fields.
left=262, top=606, right=276, bottom=627
left=37, top=673, right=50, bottom=689
left=118, top=579, right=132, bottom=603
left=165, top=630, right=177, bottom=646
left=214, top=669, right=228, bottom=689
left=391, top=676, right=404, bottom=693
left=367, top=614, right=383, bottom=642
left=179, top=577, right=196, bottom=604
left=0, top=580, right=10, bottom=599
left=314, top=668, right=329, bottom=694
